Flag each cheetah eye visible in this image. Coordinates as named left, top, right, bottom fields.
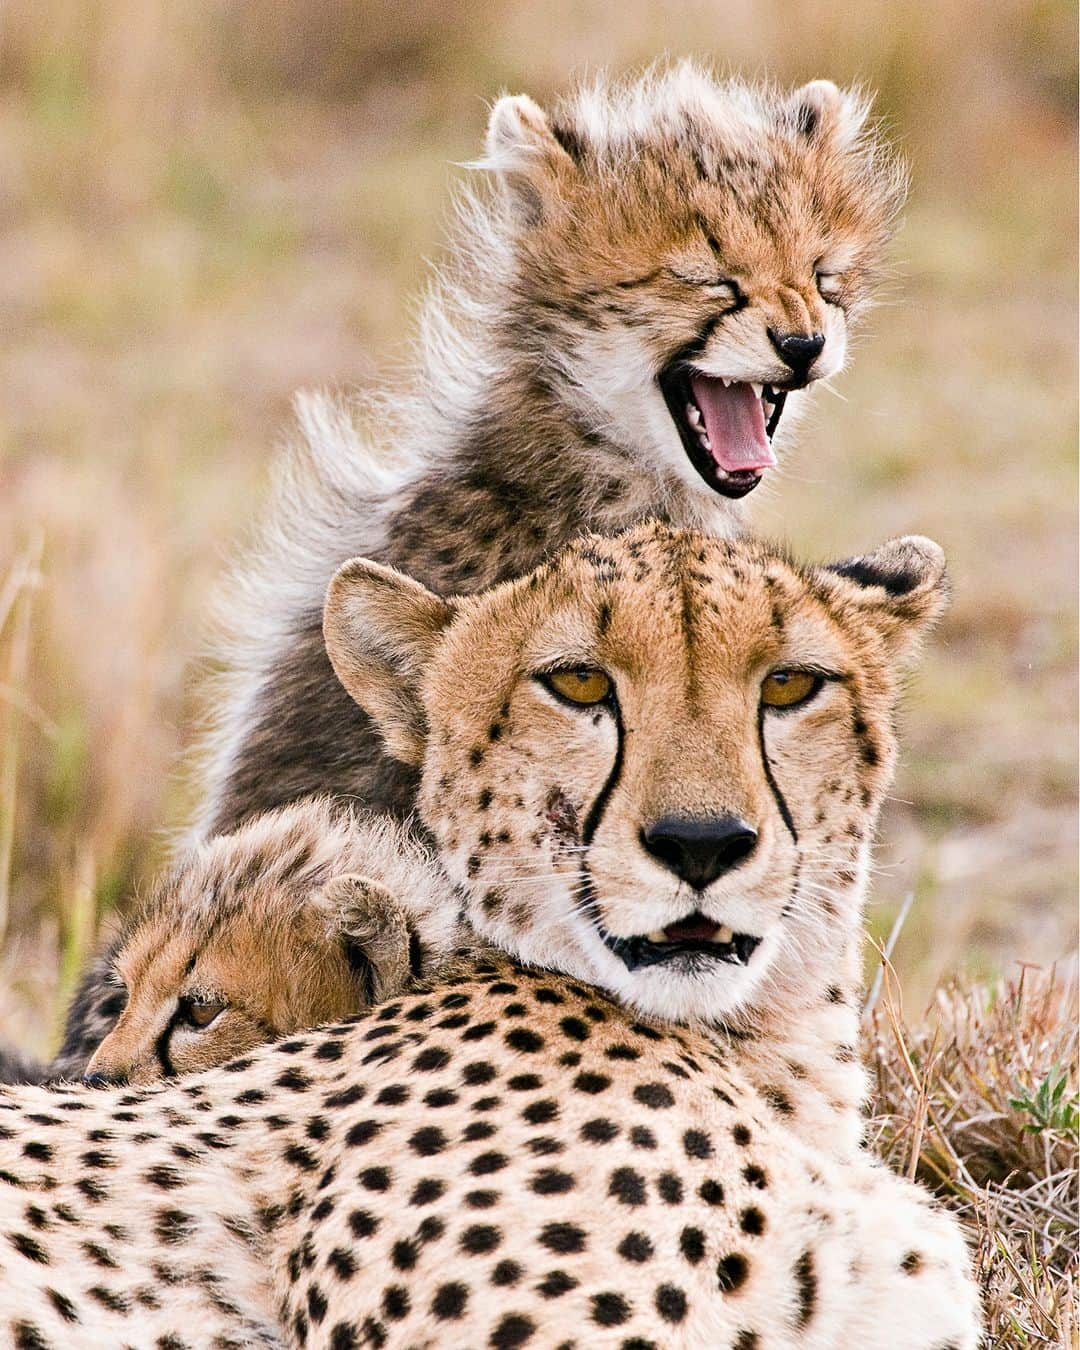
left=541, top=667, right=613, bottom=706
left=760, top=669, right=822, bottom=710
left=814, top=270, right=844, bottom=302
left=178, top=997, right=226, bottom=1030
left=668, top=271, right=744, bottom=310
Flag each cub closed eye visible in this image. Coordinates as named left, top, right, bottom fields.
left=815, top=271, right=843, bottom=301
left=542, top=667, right=612, bottom=706
left=760, top=669, right=822, bottom=710
left=179, top=997, right=226, bottom=1030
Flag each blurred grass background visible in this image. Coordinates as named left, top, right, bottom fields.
left=0, top=0, right=1076, bottom=1060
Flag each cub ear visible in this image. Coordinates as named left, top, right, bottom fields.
left=483, top=93, right=577, bottom=225
left=822, top=535, right=949, bottom=666
left=321, top=874, right=414, bottom=1006
left=323, top=559, right=454, bottom=766
left=788, top=80, right=867, bottom=150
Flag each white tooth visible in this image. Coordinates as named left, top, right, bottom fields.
left=700, top=433, right=711, bottom=449
left=721, top=377, right=731, bottom=388
left=685, top=403, right=702, bottom=427
left=750, top=382, right=763, bottom=399
left=714, top=925, right=734, bottom=944
left=647, top=930, right=668, bottom=944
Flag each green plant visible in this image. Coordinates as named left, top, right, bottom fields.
left=1010, top=1068, right=1080, bottom=1137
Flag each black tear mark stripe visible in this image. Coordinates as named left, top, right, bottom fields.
left=155, top=1015, right=179, bottom=1078
left=757, top=709, right=797, bottom=845
left=581, top=694, right=625, bottom=849
left=154, top=950, right=201, bottom=1077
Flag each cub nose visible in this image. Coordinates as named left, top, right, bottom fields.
left=640, top=814, right=758, bottom=890
left=767, top=329, right=825, bottom=381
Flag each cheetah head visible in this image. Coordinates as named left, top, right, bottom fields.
left=325, top=523, right=946, bottom=1025
left=480, top=66, right=904, bottom=503
left=84, top=804, right=422, bottom=1084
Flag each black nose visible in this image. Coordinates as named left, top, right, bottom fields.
left=640, top=814, right=758, bottom=890
left=767, top=329, right=825, bottom=380
left=82, top=1073, right=111, bottom=1089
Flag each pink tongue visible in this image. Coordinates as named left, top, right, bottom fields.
left=689, top=375, right=778, bottom=474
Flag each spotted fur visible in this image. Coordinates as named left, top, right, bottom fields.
left=0, top=962, right=979, bottom=1348
left=0, top=528, right=978, bottom=1345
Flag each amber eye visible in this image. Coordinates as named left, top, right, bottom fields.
left=179, top=998, right=226, bottom=1030
left=761, top=670, right=821, bottom=710
left=544, top=668, right=613, bottom=706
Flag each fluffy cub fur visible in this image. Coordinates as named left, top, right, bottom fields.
left=198, top=64, right=905, bottom=839
left=50, top=808, right=462, bottom=1085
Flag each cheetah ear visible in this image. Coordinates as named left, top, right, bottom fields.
left=483, top=94, right=577, bottom=226
left=822, top=535, right=949, bottom=666
left=324, top=559, right=455, bottom=766
left=322, top=874, right=414, bottom=1005
left=788, top=80, right=867, bottom=150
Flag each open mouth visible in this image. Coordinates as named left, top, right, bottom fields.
left=659, top=363, right=789, bottom=499
left=600, top=909, right=762, bottom=973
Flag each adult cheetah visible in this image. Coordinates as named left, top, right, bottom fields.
left=0, top=525, right=980, bottom=1345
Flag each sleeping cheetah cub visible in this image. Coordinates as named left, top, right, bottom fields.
left=0, top=526, right=980, bottom=1346
left=77, top=805, right=463, bottom=1086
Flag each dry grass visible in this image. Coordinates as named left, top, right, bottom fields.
left=868, top=960, right=1078, bottom=1347
left=0, top=1, right=1075, bottom=1340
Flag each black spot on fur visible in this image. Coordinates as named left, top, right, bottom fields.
left=491, top=1259, right=523, bottom=1287
left=539, top=1221, right=587, bottom=1254
left=592, top=1291, right=631, bottom=1326
left=491, top=1313, right=536, bottom=1348
left=633, top=1082, right=675, bottom=1109
left=618, top=1231, right=654, bottom=1262
left=655, top=1284, right=688, bottom=1323
left=536, top=1269, right=578, bottom=1298
left=717, top=1253, right=750, bottom=1292
left=10, top=1231, right=48, bottom=1264
left=680, top=1226, right=706, bottom=1264
left=794, top=1250, right=817, bottom=1325
left=431, top=1282, right=469, bottom=1319
left=609, top=1167, right=646, bottom=1206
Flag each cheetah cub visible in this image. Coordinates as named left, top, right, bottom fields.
left=66, top=806, right=463, bottom=1085
left=0, top=526, right=980, bottom=1348
left=198, top=64, right=906, bottom=838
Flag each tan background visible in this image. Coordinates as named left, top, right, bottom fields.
left=1, top=0, right=1076, bottom=1059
